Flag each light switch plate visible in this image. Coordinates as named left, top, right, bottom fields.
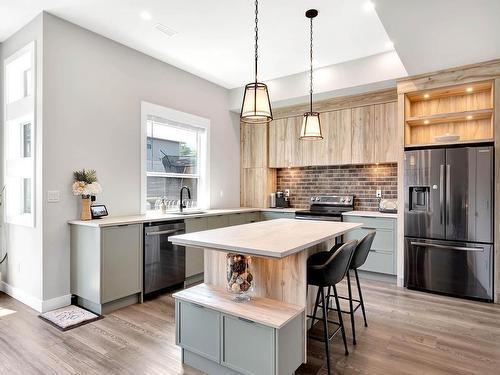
left=47, top=190, right=60, bottom=203
left=376, top=189, right=382, bottom=198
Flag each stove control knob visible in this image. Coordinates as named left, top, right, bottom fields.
left=340, top=197, right=345, bottom=203
left=346, top=197, right=351, bottom=203
left=316, top=197, right=321, bottom=202
left=310, top=197, right=315, bottom=202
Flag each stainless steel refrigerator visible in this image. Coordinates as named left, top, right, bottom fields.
left=404, top=146, right=494, bottom=301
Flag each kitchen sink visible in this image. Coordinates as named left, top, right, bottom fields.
left=173, top=210, right=207, bottom=215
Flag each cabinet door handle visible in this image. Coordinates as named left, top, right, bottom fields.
left=361, top=226, right=377, bottom=230
left=191, top=303, right=205, bottom=309
left=410, top=241, right=483, bottom=252
left=145, top=229, right=182, bottom=236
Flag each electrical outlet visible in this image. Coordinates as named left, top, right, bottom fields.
left=284, top=189, right=290, bottom=197
left=376, top=189, right=382, bottom=198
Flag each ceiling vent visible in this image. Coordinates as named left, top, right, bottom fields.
left=154, top=23, right=178, bottom=37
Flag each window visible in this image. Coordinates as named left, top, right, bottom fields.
left=3, top=42, right=36, bottom=227
left=141, top=102, right=210, bottom=212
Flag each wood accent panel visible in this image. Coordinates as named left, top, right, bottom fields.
left=240, top=167, right=276, bottom=208
left=374, top=102, right=398, bottom=162
left=409, top=90, right=492, bottom=117
left=495, top=78, right=500, bottom=303
left=397, top=59, right=500, bottom=94
left=240, top=122, right=268, bottom=168
left=351, top=105, right=375, bottom=164
left=272, top=88, right=397, bottom=119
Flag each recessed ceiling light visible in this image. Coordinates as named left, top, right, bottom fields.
left=423, top=93, right=430, bottom=99
left=466, top=115, right=473, bottom=120
left=424, top=120, right=430, bottom=124
left=385, top=41, right=394, bottom=50
left=363, top=1, right=375, bottom=12
left=140, top=11, right=152, bottom=21
left=466, top=87, right=473, bottom=92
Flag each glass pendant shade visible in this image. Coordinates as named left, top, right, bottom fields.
left=240, top=82, right=273, bottom=123
left=300, top=112, right=323, bottom=140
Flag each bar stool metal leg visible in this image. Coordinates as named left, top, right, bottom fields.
left=320, top=287, right=332, bottom=374
left=355, top=269, right=368, bottom=327
left=310, top=286, right=321, bottom=329
left=346, top=270, right=356, bottom=345
left=333, top=285, right=349, bottom=356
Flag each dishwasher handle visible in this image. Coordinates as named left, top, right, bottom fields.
left=145, top=229, right=184, bottom=236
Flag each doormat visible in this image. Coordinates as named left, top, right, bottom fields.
left=39, top=305, right=103, bottom=331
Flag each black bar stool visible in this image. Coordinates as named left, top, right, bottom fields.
left=306, top=240, right=358, bottom=375
left=327, top=231, right=376, bottom=346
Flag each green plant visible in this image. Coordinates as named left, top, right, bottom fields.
left=73, top=169, right=97, bottom=184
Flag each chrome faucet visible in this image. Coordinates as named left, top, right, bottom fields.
left=179, top=186, right=191, bottom=213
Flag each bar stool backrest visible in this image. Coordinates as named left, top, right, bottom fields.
left=350, top=231, right=376, bottom=269
left=310, top=240, right=357, bottom=286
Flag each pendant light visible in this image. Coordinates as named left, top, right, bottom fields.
left=300, top=9, right=323, bottom=140
left=240, top=0, right=273, bottom=123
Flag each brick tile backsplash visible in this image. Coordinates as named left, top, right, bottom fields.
left=277, top=163, right=397, bottom=211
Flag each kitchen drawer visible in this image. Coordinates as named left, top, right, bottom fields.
left=177, top=301, right=220, bottom=362
left=222, top=314, right=275, bottom=375
left=207, top=215, right=230, bottom=229
left=359, top=250, right=395, bottom=275
left=343, top=215, right=395, bottom=230
left=246, top=212, right=260, bottom=223
left=261, top=211, right=295, bottom=221
left=345, top=227, right=395, bottom=253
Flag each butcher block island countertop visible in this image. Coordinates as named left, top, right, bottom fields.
left=169, top=218, right=361, bottom=258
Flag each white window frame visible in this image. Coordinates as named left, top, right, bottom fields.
left=140, top=101, right=210, bottom=214
left=3, top=41, right=36, bottom=227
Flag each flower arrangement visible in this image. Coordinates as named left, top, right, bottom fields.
left=72, top=169, right=102, bottom=221
left=72, top=169, right=102, bottom=197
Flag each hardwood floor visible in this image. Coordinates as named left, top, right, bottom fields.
left=1, top=279, right=499, bottom=375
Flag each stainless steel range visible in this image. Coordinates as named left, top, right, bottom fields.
left=295, top=195, right=354, bottom=221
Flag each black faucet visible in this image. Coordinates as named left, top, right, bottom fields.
left=179, top=186, right=191, bottom=213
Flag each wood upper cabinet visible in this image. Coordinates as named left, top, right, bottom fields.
left=374, top=102, right=398, bottom=162
left=267, top=101, right=398, bottom=168
left=351, top=105, right=375, bottom=164
left=241, top=122, right=268, bottom=168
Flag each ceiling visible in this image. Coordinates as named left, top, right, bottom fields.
left=375, top=0, right=500, bottom=75
left=0, top=0, right=394, bottom=89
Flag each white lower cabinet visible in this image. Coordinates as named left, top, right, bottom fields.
left=176, top=299, right=303, bottom=375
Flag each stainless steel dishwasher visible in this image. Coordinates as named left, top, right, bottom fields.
left=144, top=221, right=185, bottom=298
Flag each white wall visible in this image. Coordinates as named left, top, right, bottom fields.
left=228, top=51, right=407, bottom=111
left=41, top=13, right=239, bottom=302
left=0, top=14, right=44, bottom=308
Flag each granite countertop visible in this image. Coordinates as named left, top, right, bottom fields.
left=68, top=207, right=297, bottom=228
left=342, top=210, right=398, bottom=219
left=169, top=218, right=361, bottom=258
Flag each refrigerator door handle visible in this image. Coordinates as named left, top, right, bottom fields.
left=446, top=164, right=451, bottom=226
left=410, top=241, right=483, bottom=252
left=439, top=164, right=445, bottom=224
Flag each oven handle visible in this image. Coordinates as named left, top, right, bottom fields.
left=145, top=229, right=184, bottom=236
left=295, top=216, right=340, bottom=221
left=410, top=241, right=483, bottom=252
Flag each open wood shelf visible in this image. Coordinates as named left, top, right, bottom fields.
left=406, top=108, right=493, bottom=126
left=404, top=81, right=494, bottom=147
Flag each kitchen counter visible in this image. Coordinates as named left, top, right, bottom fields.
left=343, top=210, right=398, bottom=219
left=68, top=207, right=297, bottom=228
left=170, top=218, right=361, bottom=258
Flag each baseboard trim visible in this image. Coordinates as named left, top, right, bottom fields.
left=0, top=281, right=71, bottom=313
left=0, top=280, right=43, bottom=312
left=41, top=294, right=71, bottom=313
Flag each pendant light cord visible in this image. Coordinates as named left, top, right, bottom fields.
left=254, top=0, right=259, bottom=83
left=309, top=16, right=314, bottom=113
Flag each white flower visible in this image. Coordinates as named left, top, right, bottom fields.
left=72, top=181, right=102, bottom=196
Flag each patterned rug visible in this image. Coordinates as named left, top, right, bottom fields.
left=39, top=305, right=103, bottom=331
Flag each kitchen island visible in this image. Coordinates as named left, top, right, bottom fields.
left=170, top=218, right=361, bottom=374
